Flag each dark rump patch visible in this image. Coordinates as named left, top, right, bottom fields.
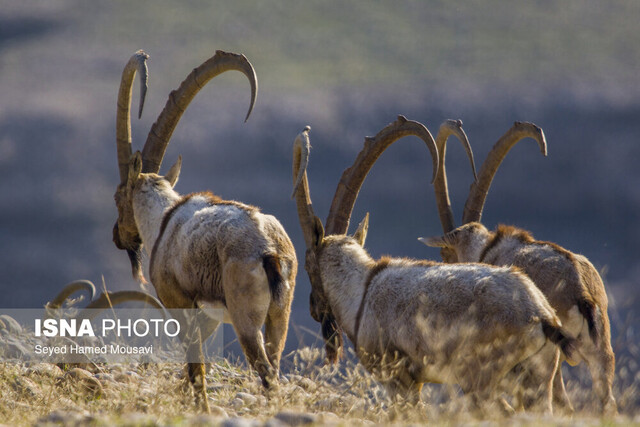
left=262, top=254, right=285, bottom=305
left=577, top=297, right=600, bottom=344
left=542, top=320, right=577, bottom=361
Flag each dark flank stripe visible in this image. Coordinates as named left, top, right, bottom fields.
left=353, top=257, right=392, bottom=348
left=479, top=232, right=503, bottom=264
left=480, top=224, right=534, bottom=263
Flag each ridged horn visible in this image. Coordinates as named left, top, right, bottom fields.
left=79, top=291, right=166, bottom=318
left=462, top=121, right=547, bottom=224
left=116, top=50, right=149, bottom=185
left=141, top=50, right=257, bottom=174
left=47, top=280, right=97, bottom=309
left=325, top=115, right=439, bottom=235
left=292, top=127, right=318, bottom=248
left=433, top=119, right=477, bottom=233
left=292, top=127, right=344, bottom=363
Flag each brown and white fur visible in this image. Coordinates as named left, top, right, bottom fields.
left=125, top=152, right=296, bottom=407
left=293, top=125, right=575, bottom=414
left=111, top=50, right=296, bottom=412
left=423, top=222, right=616, bottom=414
left=310, top=216, right=575, bottom=413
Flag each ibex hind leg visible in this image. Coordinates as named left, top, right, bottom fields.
left=154, top=282, right=210, bottom=412
left=224, top=260, right=278, bottom=389
left=514, top=343, right=559, bottom=414
left=582, top=340, right=617, bottom=415
left=264, top=298, right=292, bottom=371
left=552, top=363, right=574, bottom=415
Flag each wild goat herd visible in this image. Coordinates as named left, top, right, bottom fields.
left=48, top=49, right=616, bottom=416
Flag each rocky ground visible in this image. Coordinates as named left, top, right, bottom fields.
left=2, top=339, right=640, bottom=426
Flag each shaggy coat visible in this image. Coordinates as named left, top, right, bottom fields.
left=424, top=222, right=615, bottom=413
left=314, top=228, right=574, bottom=412
left=128, top=155, right=296, bottom=395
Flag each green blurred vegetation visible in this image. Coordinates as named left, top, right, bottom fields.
left=6, top=0, right=639, bottom=93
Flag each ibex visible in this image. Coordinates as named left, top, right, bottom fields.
left=111, top=50, right=297, bottom=412
left=292, top=119, right=575, bottom=413
left=298, top=118, right=475, bottom=364
left=420, top=122, right=616, bottom=414
left=47, top=280, right=164, bottom=312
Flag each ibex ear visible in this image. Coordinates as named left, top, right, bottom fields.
left=128, top=151, right=143, bottom=184
left=165, top=155, right=182, bottom=188
left=352, top=213, right=369, bottom=247
left=312, top=215, right=325, bottom=248
left=418, top=236, right=446, bottom=248
left=419, top=228, right=459, bottom=248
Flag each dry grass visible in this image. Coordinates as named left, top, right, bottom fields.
left=1, top=336, right=639, bottom=426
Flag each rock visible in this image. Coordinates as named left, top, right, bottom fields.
left=62, top=368, right=103, bottom=398
left=274, top=411, right=317, bottom=426
left=208, top=405, right=228, bottom=418
left=11, top=376, right=41, bottom=398
left=94, top=372, right=115, bottom=383
left=26, top=363, right=64, bottom=378
left=235, top=391, right=258, bottom=405
left=119, top=412, right=157, bottom=425
left=36, top=410, right=91, bottom=425
left=317, top=412, right=341, bottom=423
left=189, top=413, right=226, bottom=426
left=207, top=383, right=233, bottom=393
left=230, top=398, right=245, bottom=410
left=220, top=417, right=261, bottom=427
left=297, top=377, right=317, bottom=392
left=64, top=367, right=93, bottom=380
left=114, top=371, right=140, bottom=383
left=124, top=370, right=142, bottom=380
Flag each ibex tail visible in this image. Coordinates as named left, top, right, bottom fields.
left=542, top=320, right=577, bottom=362
left=263, top=254, right=285, bottom=306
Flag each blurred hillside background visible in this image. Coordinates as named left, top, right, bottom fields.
left=1, top=0, right=639, bottom=364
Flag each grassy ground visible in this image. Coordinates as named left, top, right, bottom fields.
left=1, top=2, right=640, bottom=425
left=1, top=342, right=639, bottom=426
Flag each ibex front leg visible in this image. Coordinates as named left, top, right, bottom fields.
left=155, top=282, right=210, bottom=413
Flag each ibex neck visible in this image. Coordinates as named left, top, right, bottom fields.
left=319, top=241, right=374, bottom=342
left=133, top=187, right=181, bottom=255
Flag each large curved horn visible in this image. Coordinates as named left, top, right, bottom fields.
left=141, top=50, right=257, bottom=174
left=292, top=127, right=318, bottom=248
left=47, top=280, right=97, bottom=309
left=433, top=119, right=477, bottom=233
left=325, top=115, right=439, bottom=235
left=116, top=50, right=149, bottom=185
left=461, top=121, right=547, bottom=224
left=292, top=127, right=344, bottom=363
left=79, top=291, right=166, bottom=319
left=292, top=117, right=440, bottom=364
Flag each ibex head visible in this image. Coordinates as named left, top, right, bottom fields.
left=420, top=221, right=491, bottom=262
left=422, top=121, right=547, bottom=262
left=112, top=50, right=257, bottom=284
left=292, top=116, right=439, bottom=363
